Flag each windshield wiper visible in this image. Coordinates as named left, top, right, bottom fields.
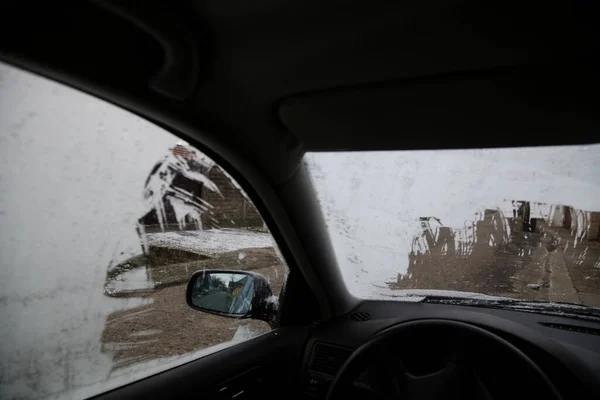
left=420, top=295, right=600, bottom=321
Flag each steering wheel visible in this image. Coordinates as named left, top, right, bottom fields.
left=326, top=319, right=562, bottom=400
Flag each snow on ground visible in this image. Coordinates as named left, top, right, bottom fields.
left=306, top=146, right=600, bottom=299
left=146, top=229, right=272, bottom=255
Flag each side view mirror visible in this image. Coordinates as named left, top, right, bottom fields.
left=186, top=269, right=278, bottom=324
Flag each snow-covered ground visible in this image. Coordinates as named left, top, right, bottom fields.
left=104, top=229, right=273, bottom=293
left=306, top=146, right=600, bottom=299
left=146, top=229, right=272, bottom=255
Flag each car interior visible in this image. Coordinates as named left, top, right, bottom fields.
left=1, top=1, right=599, bottom=399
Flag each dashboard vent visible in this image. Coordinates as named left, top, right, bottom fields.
left=308, top=343, right=352, bottom=376
left=350, top=311, right=372, bottom=321
left=540, top=322, right=600, bottom=336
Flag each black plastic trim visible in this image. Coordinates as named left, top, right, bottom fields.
left=540, top=322, right=600, bottom=337
left=92, top=0, right=199, bottom=100
left=92, top=326, right=310, bottom=399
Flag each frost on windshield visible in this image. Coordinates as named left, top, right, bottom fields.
left=306, top=147, right=600, bottom=307
left=0, top=62, right=287, bottom=400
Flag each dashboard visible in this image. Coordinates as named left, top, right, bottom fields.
left=300, top=301, right=600, bottom=399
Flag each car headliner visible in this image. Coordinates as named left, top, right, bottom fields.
left=1, top=0, right=598, bottom=185
left=1, top=0, right=599, bottom=317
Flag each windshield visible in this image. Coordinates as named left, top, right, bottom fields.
left=306, top=145, right=600, bottom=309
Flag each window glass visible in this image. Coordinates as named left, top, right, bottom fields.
left=306, top=146, right=600, bottom=307
left=0, top=63, right=288, bottom=399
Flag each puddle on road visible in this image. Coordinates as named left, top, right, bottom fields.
left=104, top=246, right=210, bottom=296
left=105, top=266, right=156, bottom=294
left=129, top=329, right=162, bottom=338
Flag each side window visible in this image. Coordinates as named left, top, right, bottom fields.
left=0, top=63, right=288, bottom=399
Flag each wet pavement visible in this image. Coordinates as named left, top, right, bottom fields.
left=392, top=214, right=600, bottom=307
left=101, top=247, right=286, bottom=371
left=541, top=224, right=600, bottom=307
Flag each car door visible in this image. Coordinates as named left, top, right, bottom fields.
left=95, top=327, right=309, bottom=399
left=0, top=61, right=314, bottom=400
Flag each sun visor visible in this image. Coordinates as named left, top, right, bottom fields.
left=279, top=67, right=600, bottom=151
